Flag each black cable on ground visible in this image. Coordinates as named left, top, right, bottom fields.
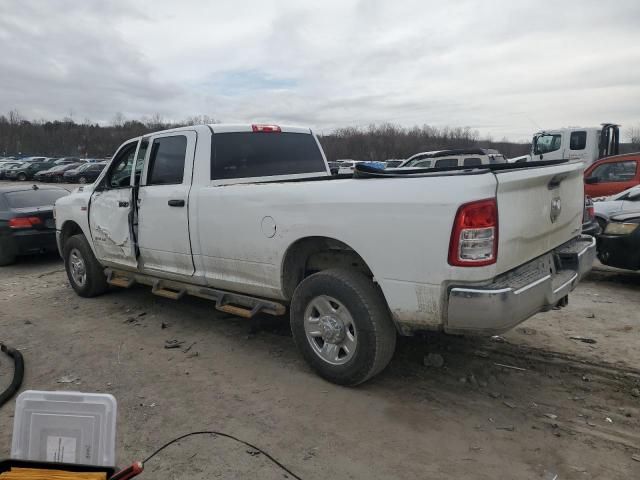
left=0, top=343, right=24, bottom=408
left=142, top=431, right=303, bottom=480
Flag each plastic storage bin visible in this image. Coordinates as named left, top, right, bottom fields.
left=10, top=391, right=117, bottom=467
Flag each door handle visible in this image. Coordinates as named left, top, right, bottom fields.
left=168, top=199, right=185, bottom=207
left=118, top=201, right=129, bottom=208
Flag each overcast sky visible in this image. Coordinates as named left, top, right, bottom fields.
left=1, top=0, right=639, bottom=141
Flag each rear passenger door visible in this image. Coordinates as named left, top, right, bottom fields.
left=137, top=131, right=197, bottom=276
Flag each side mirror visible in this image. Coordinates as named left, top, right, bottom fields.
left=585, top=176, right=599, bottom=185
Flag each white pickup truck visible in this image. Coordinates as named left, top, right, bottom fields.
left=54, top=123, right=596, bottom=385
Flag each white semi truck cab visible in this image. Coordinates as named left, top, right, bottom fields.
left=532, top=123, right=620, bottom=164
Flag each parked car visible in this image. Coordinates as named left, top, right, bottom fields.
left=597, top=211, right=640, bottom=271
left=34, top=165, right=67, bottom=182
left=584, top=153, right=640, bottom=197
left=592, top=185, right=640, bottom=230
left=0, top=185, right=69, bottom=265
left=582, top=196, right=600, bottom=237
left=399, top=149, right=507, bottom=169
left=63, top=162, right=107, bottom=183
left=53, top=157, right=82, bottom=166
left=0, top=162, right=24, bottom=179
left=18, top=156, right=48, bottom=163
left=55, top=123, right=595, bottom=385
left=36, top=163, right=82, bottom=182
left=6, top=160, right=56, bottom=181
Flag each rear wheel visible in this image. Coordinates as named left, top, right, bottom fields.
left=290, top=268, right=396, bottom=386
left=63, top=234, right=108, bottom=297
left=17, top=173, right=26, bottom=181
left=78, top=176, right=87, bottom=184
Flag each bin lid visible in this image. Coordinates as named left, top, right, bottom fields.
left=11, top=391, right=117, bottom=467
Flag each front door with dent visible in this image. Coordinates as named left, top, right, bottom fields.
left=136, top=131, right=196, bottom=276
left=89, top=140, right=141, bottom=268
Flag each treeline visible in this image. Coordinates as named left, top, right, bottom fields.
left=0, top=111, right=219, bottom=158
left=320, top=124, right=531, bottom=160
left=0, top=110, right=532, bottom=160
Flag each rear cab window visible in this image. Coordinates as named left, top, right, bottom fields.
left=4, top=189, right=68, bottom=209
left=147, top=136, right=186, bottom=185
left=211, top=131, right=327, bottom=182
left=463, top=157, right=482, bottom=167
left=570, top=131, right=587, bottom=150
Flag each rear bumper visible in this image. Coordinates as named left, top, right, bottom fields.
left=10, top=229, right=58, bottom=255
left=446, top=235, right=596, bottom=335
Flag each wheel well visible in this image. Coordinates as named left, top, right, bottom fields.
left=281, top=236, right=373, bottom=300
left=60, top=221, right=84, bottom=249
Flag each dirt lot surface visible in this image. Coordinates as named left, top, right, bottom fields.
left=1, top=253, right=640, bottom=479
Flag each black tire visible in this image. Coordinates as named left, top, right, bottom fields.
left=63, top=234, right=108, bottom=297
left=17, top=173, right=27, bottom=181
left=78, top=176, right=87, bottom=184
left=290, top=268, right=396, bottom=386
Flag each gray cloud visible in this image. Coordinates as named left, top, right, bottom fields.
left=0, top=0, right=638, bottom=141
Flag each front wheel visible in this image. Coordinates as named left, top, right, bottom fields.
left=63, top=234, right=108, bottom=297
left=17, top=173, right=27, bottom=181
left=78, top=176, right=87, bottom=184
left=290, top=268, right=397, bottom=386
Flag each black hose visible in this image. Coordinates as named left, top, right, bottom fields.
left=0, top=343, right=24, bottom=408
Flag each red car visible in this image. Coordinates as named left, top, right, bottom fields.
left=584, top=153, right=640, bottom=197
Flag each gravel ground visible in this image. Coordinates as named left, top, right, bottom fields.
left=0, top=178, right=639, bottom=478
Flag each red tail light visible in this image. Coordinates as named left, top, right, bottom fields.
left=9, top=216, right=42, bottom=229
left=252, top=124, right=281, bottom=133
left=584, top=196, right=595, bottom=221
left=448, top=198, right=498, bottom=267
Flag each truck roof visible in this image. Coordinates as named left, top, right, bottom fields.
left=139, top=124, right=313, bottom=138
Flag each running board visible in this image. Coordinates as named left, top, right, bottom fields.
left=104, top=268, right=286, bottom=318
left=152, top=281, right=185, bottom=300
left=106, top=270, right=135, bottom=288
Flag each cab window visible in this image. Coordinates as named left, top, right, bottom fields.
left=570, top=131, right=587, bottom=150
left=412, top=160, right=431, bottom=168
left=534, top=134, right=561, bottom=154
left=147, top=135, right=187, bottom=185
left=434, top=158, right=458, bottom=168
left=104, top=142, right=138, bottom=189
left=591, top=161, right=637, bottom=183
left=463, top=158, right=482, bottom=167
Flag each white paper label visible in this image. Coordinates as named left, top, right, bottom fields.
left=46, top=436, right=77, bottom=463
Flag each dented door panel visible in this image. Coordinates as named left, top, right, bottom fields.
left=89, top=188, right=137, bottom=267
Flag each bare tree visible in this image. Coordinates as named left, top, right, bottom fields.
left=628, top=125, right=640, bottom=150
left=112, top=112, right=126, bottom=128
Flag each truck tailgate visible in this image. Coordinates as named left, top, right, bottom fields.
left=494, top=162, right=584, bottom=274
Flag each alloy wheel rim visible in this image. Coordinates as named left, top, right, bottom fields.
left=304, top=295, right=357, bottom=365
left=69, top=248, right=87, bottom=287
